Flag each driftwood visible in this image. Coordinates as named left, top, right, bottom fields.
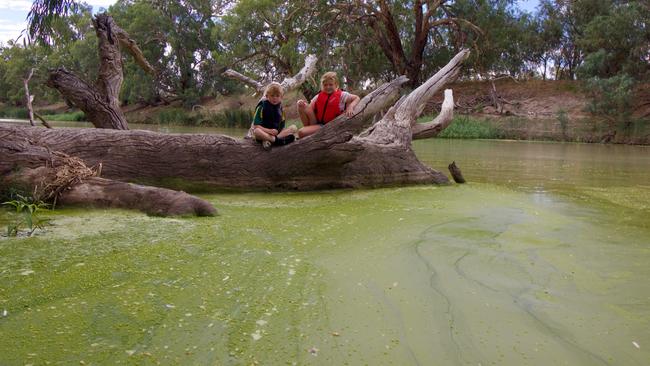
left=46, top=14, right=154, bottom=130
left=448, top=161, right=466, bottom=183
left=2, top=50, right=470, bottom=195
left=1, top=146, right=216, bottom=216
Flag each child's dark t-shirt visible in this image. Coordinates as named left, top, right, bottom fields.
left=253, top=99, right=285, bottom=131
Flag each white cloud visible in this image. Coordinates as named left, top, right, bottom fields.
left=0, top=1, right=32, bottom=11
left=0, top=19, right=26, bottom=45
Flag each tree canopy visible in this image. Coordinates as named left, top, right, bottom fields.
left=1, top=0, right=648, bottom=109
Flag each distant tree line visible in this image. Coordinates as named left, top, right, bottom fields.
left=0, top=0, right=648, bottom=110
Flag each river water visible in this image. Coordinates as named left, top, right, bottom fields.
left=1, top=121, right=649, bottom=365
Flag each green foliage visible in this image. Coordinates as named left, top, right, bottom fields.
left=42, top=110, right=86, bottom=121
left=583, top=74, right=635, bottom=126
left=2, top=194, right=50, bottom=237
left=0, top=105, right=30, bottom=119
left=436, top=116, right=500, bottom=139
left=577, top=2, right=650, bottom=80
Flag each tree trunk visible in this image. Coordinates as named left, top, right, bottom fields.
left=23, top=68, right=35, bottom=126
left=2, top=50, right=470, bottom=193
left=1, top=147, right=216, bottom=217
left=46, top=14, right=154, bottom=130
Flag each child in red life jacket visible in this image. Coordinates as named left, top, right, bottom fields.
left=253, top=82, right=297, bottom=151
left=297, top=72, right=360, bottom=139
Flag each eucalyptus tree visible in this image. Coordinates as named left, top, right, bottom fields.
left=217, top=0, right=344, bottom=98
left=339, top=0, right=480, bottom=88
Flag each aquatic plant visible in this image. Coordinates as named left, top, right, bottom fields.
left=2, top=194, right=50, bottom=237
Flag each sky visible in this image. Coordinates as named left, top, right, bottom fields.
left=0, top=0, right=116, bottom=45
left=0, top=0, right=541, bottom=45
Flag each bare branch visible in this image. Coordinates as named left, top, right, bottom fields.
left=23, top=68, right=35, bottom=126
left=395, top=49, right=469, bottom=122
left=115, top=30, right=156, bottom=75
left=280, top=54, right=318, bottom=92
left=221, top=69, right=265, bottom=94
left=412, top=89, right=454, bottom=139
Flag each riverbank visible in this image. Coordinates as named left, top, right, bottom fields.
left=2, top=79, right=648, bottom=144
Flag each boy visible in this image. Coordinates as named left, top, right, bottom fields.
left=253, top=82, right=297, bottom=150
left=296, top=72, right=360, bottom=138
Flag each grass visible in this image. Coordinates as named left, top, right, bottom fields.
left=0, top=105, right=87, bottom=122
left=430, top=115, right=501, bottom=139
left=41, top=111, right=86, bottom=121
left=0, top=106, right=29, bottom=119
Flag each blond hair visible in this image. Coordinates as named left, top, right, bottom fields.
left=264, top=82, right=284, bottom=97
left=320, top=72, right=339, bottom=88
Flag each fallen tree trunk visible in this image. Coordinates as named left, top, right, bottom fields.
left=1, top=50, right=470, bottom=192
left=1, top=147, right=216, bottom=216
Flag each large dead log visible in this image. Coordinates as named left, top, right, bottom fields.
left=0, top=145, right=216, bottom=216
left=46, top=14, right=154, bottom=130
left=1, top=50, right=470, bottom=192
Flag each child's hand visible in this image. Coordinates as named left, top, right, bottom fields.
left=297, top=100, right=308, bottom=110
left=269, top=129, right=279, bottom=136
left=345, top=107, right=355, bottom=117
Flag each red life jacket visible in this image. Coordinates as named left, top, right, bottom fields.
left=314, top=89, right=343, bottom=124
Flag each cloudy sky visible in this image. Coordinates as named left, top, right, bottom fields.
left=0, top=0, right=116, bottom=44
left=0, top=0, right=540, bottom=45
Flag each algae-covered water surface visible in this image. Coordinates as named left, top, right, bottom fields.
left=1, top=136, right=649, bottom=365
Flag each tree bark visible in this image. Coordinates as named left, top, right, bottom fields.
left=2, top=50, right=470, bottom=193
left=46, top=13, right=154, bottom=130
left=1, top=145, right=216, bottom=217
left=23, top=68, right=35, bottom=126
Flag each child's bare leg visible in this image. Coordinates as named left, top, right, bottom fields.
left=298, top=102, right=316, bottom=126
left=253, top=128, right=275, bottom=142
left=298, top=125, right=321, bottom=139
left=278, top=125, right=297, bottom=138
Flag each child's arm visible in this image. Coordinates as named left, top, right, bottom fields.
left=344, top=93, right=361, bottom=117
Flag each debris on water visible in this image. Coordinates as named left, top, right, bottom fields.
left=125, top=350, right=135, bottom=356
left=2, top=309, right=7, bottom=317
left=251, top=330, right=262, bottom=341
left=222, top=275, right=230, bottom=281
left=331, top=331, right=340, bottom=337
left=288, top=269, right=296, bottom=276
left=256, top=320, right=268, bottom=326
left=632, top=341, right=640, bottom=349
left=20, top=269, right=35, bottom=276
left=164, top=304, right=175, bottom=309
left=308, top=346, right=319, bottom=356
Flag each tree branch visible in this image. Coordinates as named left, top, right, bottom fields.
left=221, top=69, right=265, bottom=93
left=395, top=49, right=469, bottom=122
left=280, top=54, right=318, bottom=92
left=412, top=89, right=454, bottom=139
